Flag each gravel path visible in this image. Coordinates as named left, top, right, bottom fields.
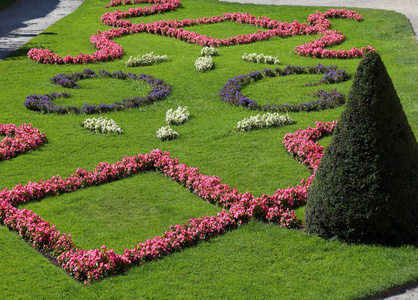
left=0, top=0, right=416, bottom=298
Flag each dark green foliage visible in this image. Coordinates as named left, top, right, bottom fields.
left=305, top=52, right=418, bottom=246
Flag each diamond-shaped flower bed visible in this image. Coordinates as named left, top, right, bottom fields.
left=23, top=171, right=224, bottom=253
left=0, top=121, right=336, bottom=284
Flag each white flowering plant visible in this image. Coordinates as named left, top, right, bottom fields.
left=156, top=125, right=179, bottom=141
left=194, top=56, right=214, bottom=72
left=165, top=106, right=190, bottom=125
left=200, top=46, right=219, bottom=56
left=125, top=52, right=168, bottom=67
left=242, top=53, right=280, bottom=65
left=83, top=117, right=124, bottom=134
left=235, top=112, right=293, bottom=132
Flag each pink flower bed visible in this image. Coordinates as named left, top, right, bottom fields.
left=0, top=121, right=337, bottom=284
left=282, top=120, right=338, bottom=172
left=0, top=123, right=46, bottom=161
left=27, top=0, right=375, bottom=64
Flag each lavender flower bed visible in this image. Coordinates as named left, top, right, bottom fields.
left=24, top=69, right=172, bottom=114
left=218, top=64, right=349, bottom=112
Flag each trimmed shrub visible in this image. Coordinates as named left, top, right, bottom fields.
left=305, top=52, right=418, bottom=246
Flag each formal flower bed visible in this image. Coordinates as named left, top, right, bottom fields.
left=125, top=52, right=168, bottom=67
left=235, top=112, right=293, bottom=131
left=83, top=117, right=124, bottom=134
left=27, top=2, right=375, bottom=64
left=24, top=69, right=172, bottom=114
left=242, top=53, right=280, bottom=65
left=0, top=123, right=47, bottom=161
left=219, top=64, right=349, bottom=112
left=0, top=121, right=336, bottom=284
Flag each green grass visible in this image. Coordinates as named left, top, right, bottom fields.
left=0, top=0, right=417, bottom=298
left=21, top=172, right=223, bottom=254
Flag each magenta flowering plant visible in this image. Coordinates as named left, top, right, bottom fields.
left=28, top=2, right=375, bottom=64
left=282, top=120, right=338, bottom=172
left=0, top=123, right=47, bottom=161
left=0, top=121, right=337, bottom=284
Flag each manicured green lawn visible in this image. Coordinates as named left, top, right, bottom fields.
left=0, top=0, right=416, bottom=298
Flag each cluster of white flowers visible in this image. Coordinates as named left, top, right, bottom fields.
left=194, top=56, right=214, bottom=72
left=156, top=125, right=179, bottom=141
left=157, top=106, right=191, bottom=140
left=242, top=53, right=280, bottom=65
left=165, top=106, right=190, bottom=125
left=235, top=112, right=293, bottom=132
left=195, top=47, right=219, bottom=72
left=83, top=117, right=123, bottom=134
left=200, top=46, right=219, bottom=56
left=125, top=52, right=168, bottom=67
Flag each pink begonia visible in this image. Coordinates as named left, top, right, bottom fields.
left=28, top=1, right=375, bottom=64
left=0, top=123, right=46, bottom=161
left=1, top=122, right=337, bottom=283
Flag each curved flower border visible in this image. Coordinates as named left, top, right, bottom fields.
left=0, top=123, right=47, bottom=161
left=0, top=121, right=336, bottom=284
left=27, top=1, right=375, bottom=64
left=219, top=64, right=349, bottom=112
left=24, top=69, right=172, bottom=114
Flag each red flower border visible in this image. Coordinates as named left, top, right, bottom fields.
left=0, top=121, right=337, bottom=284
left=27, top=0, right=375, bottom=64
left=0, top=123, right=47, bottom=161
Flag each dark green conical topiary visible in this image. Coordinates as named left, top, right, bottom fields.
left=305, top=51, right=418, bottom=246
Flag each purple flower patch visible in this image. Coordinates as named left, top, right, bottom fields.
left=24, top=69, right=172, bottom=114
left=218, top=64, right=350, bottom=112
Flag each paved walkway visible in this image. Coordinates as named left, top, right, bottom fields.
left=0, top=0, right=417, bottom=298
left=0, top=0, right=83, bottom=61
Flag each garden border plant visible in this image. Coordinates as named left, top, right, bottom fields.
left=83, top=117, right=124, bottom=134
left=0, top=123, right=47, bottom=161
left=219, top=64, right=350, bottom=112
left=242, top=52, right=280, bottom=65
left=165, top=106, right=190, bottom=125
left=125, top=52, right=168, bottom=67
left=156, top=125, right=180, bottom=141
left=24, top=69, right=172, bottom=114
left=0, top=121, right=336, bottom=284
left=27, top=0, right=376, bottom=64
left=235, top=112, right=294, bottom=132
